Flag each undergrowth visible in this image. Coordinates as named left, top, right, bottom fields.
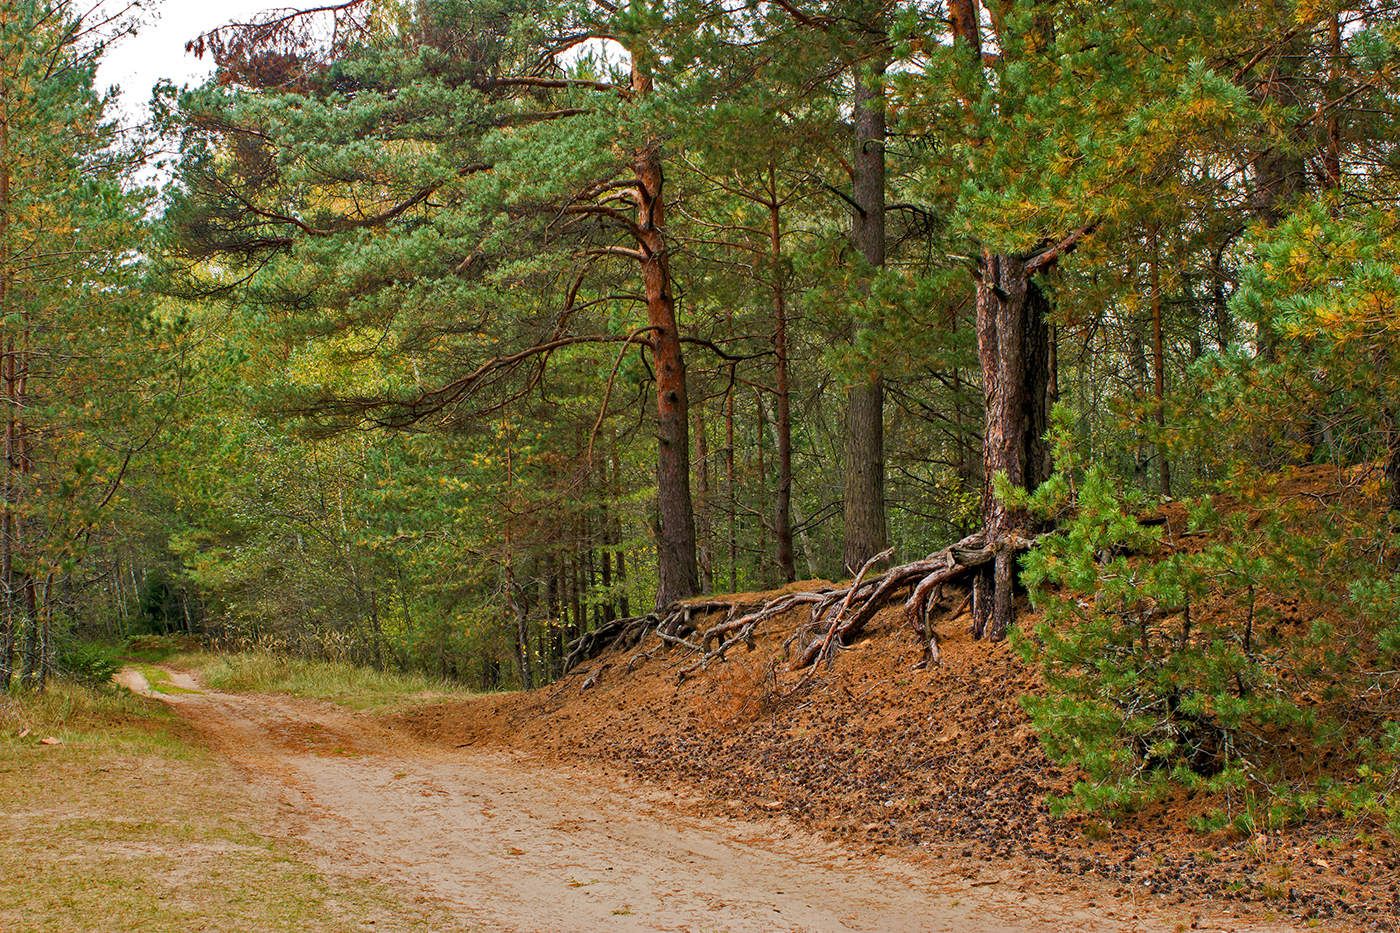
left=0, top=681, right=186, bottom=755
left=1014, top=414, right=1400, bottom=837
left=182, top=651, right=474, bottom=709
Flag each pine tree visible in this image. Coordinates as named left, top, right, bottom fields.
left=0, top=0, right=156, bottom=687
left=168, top=0, right=703, bottom=607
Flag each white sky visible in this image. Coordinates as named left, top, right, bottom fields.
left=97, top=0, right=313, bottom=123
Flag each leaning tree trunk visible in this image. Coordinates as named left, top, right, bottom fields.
left=842, top=50, right=889, bottom=574
left=633, top=66, right=699, bottom=608
left=972, top=253, right=1054, bottom=641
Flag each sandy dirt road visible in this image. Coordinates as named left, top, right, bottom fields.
left=127, top=670, right=1307, bottom=933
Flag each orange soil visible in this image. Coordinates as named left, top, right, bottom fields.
left=399, top=512, right=1400, bottom=932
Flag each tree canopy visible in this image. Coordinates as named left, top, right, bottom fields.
left=10, top=0, right=1400, bottom=835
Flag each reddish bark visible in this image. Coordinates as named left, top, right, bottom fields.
left=633, top=67, right=699, bottom=608
left=971, top=254, right=1054, bottom=641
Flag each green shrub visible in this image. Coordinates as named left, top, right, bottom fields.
left=1012, top=413, right=1386, bottom=828
left=55, top=641, right=122, bottom=689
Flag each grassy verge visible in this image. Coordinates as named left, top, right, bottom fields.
left=120, top=634, right=200, bottom=663
left=0, top=683, right=470, bottom=932
left=176, top=651, right=477, bottom=710
left=131, top=664, right=200, bottom=695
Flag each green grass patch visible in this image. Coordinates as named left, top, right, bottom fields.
left=0, top=681, right=190, bottom=756
left=176, top=651, right=476, bottom=710
left=0, top=682, right=469, bottom=933
left=131, top=664, right=200, bottom=696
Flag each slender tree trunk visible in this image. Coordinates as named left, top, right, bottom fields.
left=757, top=394, right=819, bottom=579
left=13, top=296, right=30, bottom=683
left=767, top=168, right=796, bottom=583
left=842, top=50, right=888, bottom=573
left=507, top=565, right=532, bottom=689
left=754, top=390, right=768, bottom=579
left=611, top=446, right=630, bottom=617
left=502, top=429, right=533, bottom=689
left=545, top=553, right=560, bottom=632
left=632, top=65, right=698, bottom=608
left=367, top=587, right=384, bottom=670
left=599, top=542, right=614, bottom=623
left=36, top=592, right=50, bottom=690
left=571, top=550, right=584, bottom=651
left=395, top=562, right=413, bottom=634
left=693, top=400, right=714, bottom=591
left=724, top=369, right=737, bottom=592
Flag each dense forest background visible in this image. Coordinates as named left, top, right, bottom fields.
left=7, top=0, right=1400, bottom=822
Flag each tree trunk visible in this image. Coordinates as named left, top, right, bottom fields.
left=1250, top=40, right=1308, bottom=376
left=693, top=399, right=714, bottom=591
left=754, top=390, right=768, bottom=579
left=611, top=446, right=630, bottom=617
left=724, top=370, right=737, bottom=592
left=633, top=66, right=699, bottom=608
left=508, top=571, right=533, bottom=689
left=973, top=253, right=1053, bottom=641
left=395, top=563, right=414, bottom=634
left=767, top=169, right=796, bottom=583
left=842, top=50, right=888, bottom=573
left=758, top=393, right=819, bottom=579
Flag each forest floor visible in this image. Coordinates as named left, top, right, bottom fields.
left=394, top=577, right=1399, bottom=930
left=113, top=663, right=1345, bottom=933
left=0, top=673, right=468, bottom=933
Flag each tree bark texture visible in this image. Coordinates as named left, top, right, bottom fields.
left=693, top=401, right=714, bottom=591
left=768, top=172, right=796, bottom=583
left=633, top=66, right=699, bottom=608
left=842, top=52, right=888, bottom=574
left=973, top=253, right=1053, bottom=641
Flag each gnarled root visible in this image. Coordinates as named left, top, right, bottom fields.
left=566, top=530, right=1035, bottom=688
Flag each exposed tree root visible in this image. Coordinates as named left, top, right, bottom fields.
left=562, top=530, right=1036, bottom=687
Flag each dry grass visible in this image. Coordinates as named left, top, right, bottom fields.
left=0, top=683, right=470, bottom=932
left=176, top=651, right=476, bottom=710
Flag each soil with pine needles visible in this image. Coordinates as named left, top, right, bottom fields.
left=399, top=579, right=1399, bottom=932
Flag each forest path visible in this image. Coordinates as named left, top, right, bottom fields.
left=138, top=671, right=1302, bottom=933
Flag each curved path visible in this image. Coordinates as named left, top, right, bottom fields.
left=127, top=670, right=1305, bottom=933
